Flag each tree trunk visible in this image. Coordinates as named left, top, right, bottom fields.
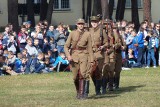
left=143, top=0, right=151, bottom=22
left=101, top=0, right=109, bottom=19
left=115, top=0, right=126, bottom=21
left=27, top=0, right=35, bottom=27
left=8, top=0, right=19, bottom=33
left=46, top=0, right=54, bottom=25
left=109, top=0, right=114, bottom=20
left=131, top=0, right=140, bottom=32
left=92, top=0, right=102, bottom=16
left=86, top=0, right=92, bottom=24
left=82, top=0, right=85, bottom=19
left=40, top=0, right=48, bottom=21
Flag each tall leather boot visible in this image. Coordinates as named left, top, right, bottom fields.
left=79, top=79, right=84, bottom=99
left=83, top=80, right=89, bottom=99
left=102, top=78, right=107, bottom=94
left=74, top=79, right=79, bottom=99
left=96, top=79, right=102, bottom=95
left=114, top=76, right=120, bottom=89
left=108, top=77, right=114, bottom=91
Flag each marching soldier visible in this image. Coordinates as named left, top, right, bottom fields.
left=113, top=24, right=126, bottom=89
left=64, top=18, right=94, bottom=99
left=103, top=19, right=116, bottom=92
left=89, top=16, right=109, bottom=95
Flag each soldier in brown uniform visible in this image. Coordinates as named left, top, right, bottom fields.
left=113, top=24, right=126, bottom=89
left=64, top=18, right=94, bottom=99
left=103, top=20, right=116, bottom=92
left=89, top=16, right=109, bottom=95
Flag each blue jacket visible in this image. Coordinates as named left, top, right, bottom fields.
left=137, top=32, right=144, bottom=48
left=14, top=58, right=22, bottom=73
left=52, top=56, right=69, bottom=68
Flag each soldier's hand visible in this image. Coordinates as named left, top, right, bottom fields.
left=67, top=55, right=73, bottom=61
left=98, top=46, right=104, bottom=51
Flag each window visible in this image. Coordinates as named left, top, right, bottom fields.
left=34, top=0, right=41, bottom=4
left=125, top=0, right=143, bottom=8
left=54, top=0, right=70, bottom=10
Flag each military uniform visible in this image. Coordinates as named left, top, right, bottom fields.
left=113, top=27, right=126, bottom=89
left=103, top=25, right=115, bottom=92
left=89, top=16, right=109, bottom=95
left=64, top=18, right=94, bottom=99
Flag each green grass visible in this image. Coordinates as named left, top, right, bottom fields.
left=0, top=67, right=160, bottom=107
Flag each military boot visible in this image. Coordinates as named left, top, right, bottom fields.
left=95, top=79, right=102, bottom=95
left=83, top=80, right=89, bottom=99
left=74, top=79, right=79, bottom=99
left=114, top=76, right=120, bottom=89
left=102, top=78, right=107, bottom=94
left=108, top=77, right=114, bottom=91
left=79, top=79, right=85, bottom=99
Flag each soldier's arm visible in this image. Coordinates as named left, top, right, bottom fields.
left=87, top=33, right=94, bottom=63
left=64, top=32, right=72, bottom=58
left=102, top=30, right=109, bottom=48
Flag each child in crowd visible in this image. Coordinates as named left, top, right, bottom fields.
left=42, top=38, right=51, bottom=54
left=33, top=38, right=42, bottom=53
left=0, top=33, right=3, bottom=52
left=46, top=25, right=57, bottom=41
left=127, top=49, right=136, bottom=67
left=7, top=34, right=18, bottom=54
left=25, top=38, right=38, bottom=57
left=26, top=52, right=45, bottom=74
left=51, top=52, right=69, bottom=72
left=18, top=25, right=28, bottom=51
left=145, top=30, right=157, bottom=68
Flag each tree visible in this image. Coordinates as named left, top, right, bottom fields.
left=46, top=0, right=54, bottom=25
left=92, top=0, right=102, bottom=16
left=109, top=0, right=114, bottom=20
left=86, top=0, right=92, bottom=23
left=101, top=0, right=109, bottom=19
left=115, top=0, right=126, bottom=21
left=40, top=0, right=48, bottom=21
left=82, top=0, right=85, bottom=19
left=8, top=0, right=19, bottom=33
left=131, top=0, right=140, bottom=31
left=27, top=0, right=35, bottom=27
left=143, top=0, right=151, bottom=22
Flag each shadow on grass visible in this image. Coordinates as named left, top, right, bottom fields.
left=89, top=84, right=146, bottom=99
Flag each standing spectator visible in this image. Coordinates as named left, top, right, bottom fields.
left=145, top=30, right=157, bottom=68
left=7, top=34, right=18, bottom=55
left=31, top=24, right=44, bottom=48
left=2, top=26, right=10, bottom=49
left=18, top=25, right=28, bottom=51
left=54, top=24, right=66, bottom=54
left=46, top=25, right=57, bottom=41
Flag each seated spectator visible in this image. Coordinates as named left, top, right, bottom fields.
left=33, top=38, right=42, bottom=53
left=2, top=26, right=10, bottom=49
left=42, top=38, right=51, bottom=54
left=25, top=38, right=38, bottom=57
left=26, top=52, right=45, bottom=74
left=51, top=52, right=69, bottom=72
left=49, top=38, right=58, bottom=58
left=127, top=49, right=136, bottom=67
left=14, top=53, right=23, bottom=73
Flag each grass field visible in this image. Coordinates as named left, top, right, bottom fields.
left=0, top=67, right=160, bottom=107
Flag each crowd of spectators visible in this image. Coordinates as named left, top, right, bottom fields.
left=0, top=20, right=70, bottom=76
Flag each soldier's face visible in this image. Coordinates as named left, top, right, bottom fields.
left=77, top=23, right=84, bottom=30
left=91, top=21, right=98, bottom=28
